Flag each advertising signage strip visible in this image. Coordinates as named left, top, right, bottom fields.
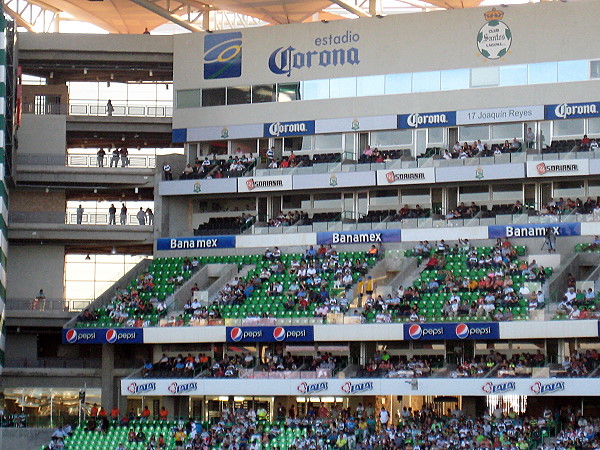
left=263, top=121, right=316, bottom=137
left=403, top=322, right=499, bottom=340
left=456, top=105, right=544, bottom=125
left=526, top=159, right=589, bottom=178
left=63, top=328, right=143, bottom=344
left=237, top=176, right=293, bottom=193
left=375, top=168, right=435, bottom=186
left=488, top=223, right=580, bottom=239
left=398, top=111, right=456, bottom=129
left=545, top=102, right=600, bottom=120
left=316, top=229, right=401, bottom=246
left=226, top=326, right=314, bottom=343
left=121, top=377, right=579, bottom=397
left=156, top=235, right=236, bottom=251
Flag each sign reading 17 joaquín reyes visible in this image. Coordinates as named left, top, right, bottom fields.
left=477, top=8, right=511, bottom=60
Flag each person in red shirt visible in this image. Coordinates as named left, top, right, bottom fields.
left=98, top=407, right=107, bottom=418
left=90, top=403, right=99, bottom=418
left=141, top=406, right=151, bottom=421
left=159, top=406, right=168, bottom=420
left=110, top=407, right=120, bottom=421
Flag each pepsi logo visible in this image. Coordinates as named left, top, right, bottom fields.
left=105, top=329, right=118, bottom=344
left=273, top=327, right=286, bottom=341
left=408, top=324, right=423, bottom=339
left=230, top=327, right=243, bottom=342
left=66, top=329, right=78, bottom=343
left=455, top=323, right=469, bottom=339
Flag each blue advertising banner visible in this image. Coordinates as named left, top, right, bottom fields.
left=545, top=102, right=600, bottom=120
left=263, top=120, right=316, bottom=137
left=63, top=328, right=143, bottom=344
left=398, top=111, right=456, bottom=129
left=403, top=323, right=499, bottom=340
left=488, top=223, right=581, bottom=239
left=316, top=229, right=401, bottom=246
left=156, top=235, right=236, bottom=251
left=204, top=31, right=242, bottom=80
left=226, top=326, right=314, bottom=343
left=172, top=128, right=187, bottom=143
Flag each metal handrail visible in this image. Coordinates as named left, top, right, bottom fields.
left=5, top=298, right=91, bottom=312
left=16, top=153, right=156, bottom=169
left=21, top=101, right=173, bottom=118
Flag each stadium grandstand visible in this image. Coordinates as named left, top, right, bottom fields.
left=4, top=0, right=600, bottom=448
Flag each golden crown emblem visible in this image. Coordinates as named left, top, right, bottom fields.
left=484, top=8, right=504, bottom=22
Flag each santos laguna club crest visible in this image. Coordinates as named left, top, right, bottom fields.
left=477, top=8, right=511, bottom=60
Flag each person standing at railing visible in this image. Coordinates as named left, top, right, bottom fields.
left=32, top=289, right=46, bottom=310
left=109, top=204, right=117, bottom=225
left=97, top=148, right=106, bottom=167
left=76, top=205, right=84, bottom=224
left=120, top=204, right=128, bottom=225
left=106, top=99, right=114, bottom=117
left=120, top=147, right=129, bottom=167
left=137, top=207, right=146, bottom=225
left=110, top=148, right=120, bottom=167
left=146, top=208, right=154, bottom=226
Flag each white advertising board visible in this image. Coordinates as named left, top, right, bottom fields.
left=526, top=159, right=589, bottom=178
left=237, top=175, right=293, bottom=193
left=456, top=105, right=544, bottom=125
left=376, top=168, right=435, bottom=186
left=158, top=178, right=237, bottom=196
left=121, top=377, right=596, bottom=397
left=435, top=163, right=525, bottom=183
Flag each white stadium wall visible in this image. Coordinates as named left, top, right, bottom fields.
left=173, top=0, right=600, bottom=129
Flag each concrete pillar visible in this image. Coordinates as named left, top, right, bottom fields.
left=101, top=344, right=115, bottom=410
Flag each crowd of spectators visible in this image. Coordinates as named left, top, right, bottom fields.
left=200, top=245, right=366, bottom=321
left=176, top=154, right=255, bottom=180
left=142, top=353, right=211, bottom=378
left=441, top=138, right=523, bottom=160
left=106, top=284, right=158, bottom=326
left=267, top=211, right=308, bottom=227
left=366, top=239, right=545, bottom=323
left=357, top=352, right=441, bottom=378
left=48, top=397, right=600, bottom=450
left=67, top=404, right=600, bottom=450
left=453, top=351, right=546, bottom=378
left=560, top=350, right=600, bottom=377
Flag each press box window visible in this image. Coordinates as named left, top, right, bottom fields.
left=227, top=86, right=251, bottom=105
left=277, top=83, right=300, bottom=102
left=201, top=88, right=225, bottom=107
left=252, top=84, right=276, bottom=103
left=176, top=89, right=201, bottom=108
left=591, top=61, right=600, bottom=79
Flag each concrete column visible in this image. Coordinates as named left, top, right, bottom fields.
left=101, top=344, right=115, bottom=410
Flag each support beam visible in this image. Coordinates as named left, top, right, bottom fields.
left=328, top=0, right=371, bottom=17
left=369, top=0, right=381, bottom=15
left=127, top=0, right=204, bottom=32
left=2, top=4, right=36, bottom=32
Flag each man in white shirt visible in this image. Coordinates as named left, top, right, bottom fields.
left=379, top=407, right=389, bottom=429
left=518, top=285, right=530, bottom=298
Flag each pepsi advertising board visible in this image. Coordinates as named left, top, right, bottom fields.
left=63, top=328, right=144, bottom=344
left=404, top=323, right=499, bottom=340
left=156, top=235, right=236, bottom=251
left=488, top=223, right=580, bottom=239
left=226, top=326, right=314, bottom=343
